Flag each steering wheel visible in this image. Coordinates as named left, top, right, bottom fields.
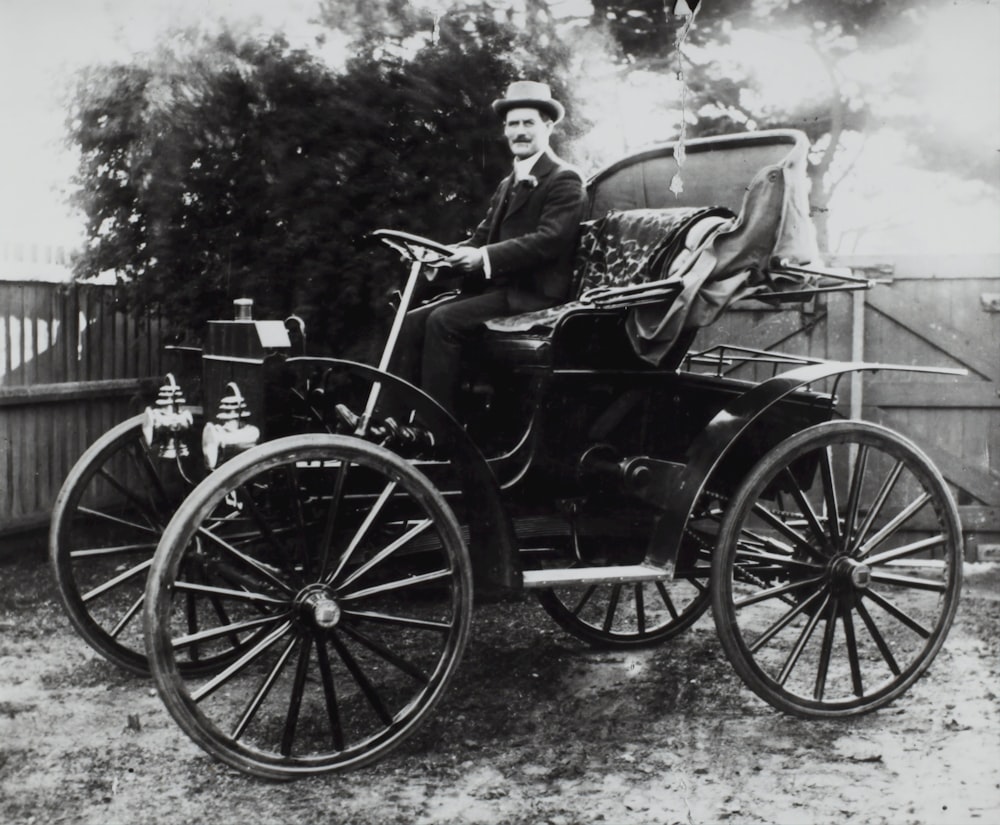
left=372, top=229, right=454, bottom=266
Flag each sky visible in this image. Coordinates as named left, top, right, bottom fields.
left=1, top=0, right=998, bottom=272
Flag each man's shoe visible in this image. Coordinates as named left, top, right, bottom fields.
left=384, top=417, right=436, bottom=453
left=334, top=404, right=386, bottom=439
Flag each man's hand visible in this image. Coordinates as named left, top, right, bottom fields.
left=444, top=246, right=485, bottom=273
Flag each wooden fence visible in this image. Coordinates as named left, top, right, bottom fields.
left=0, top=281, right=163, bottom=535
left=2, top=253, right=998, bottom=555
left=697, top=252, right=1000, bottom=558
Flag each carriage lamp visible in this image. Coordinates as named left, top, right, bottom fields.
left=141, top=373, right=194, bottom=459
left=201, top=382, right=261, bottom=469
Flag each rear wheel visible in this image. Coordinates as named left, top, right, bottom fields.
left=537, top=573, right=710, bottom=648
left=712, top=421, right=962, bottom=717
left=49, top=415, right=200, bottom=674
left=145, top=434, right=472, bottom=777
left=536, top=503, right=716, bottom=647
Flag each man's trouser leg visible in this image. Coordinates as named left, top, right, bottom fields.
left=421, top=290, right=510, bottom=415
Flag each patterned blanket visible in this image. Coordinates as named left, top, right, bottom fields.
left=571, top=206, right=735, bottom=295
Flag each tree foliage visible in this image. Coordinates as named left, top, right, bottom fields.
left=68, top=6, right=576, bottom=355
left=568, top=0, right=957, bottom=245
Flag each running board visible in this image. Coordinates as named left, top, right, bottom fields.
left=521, top=563, right=672, bottom=589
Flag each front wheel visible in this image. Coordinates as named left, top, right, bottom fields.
left=144, top=434, right=472, bottom=778
left=712, top=421, right=962, bottom=718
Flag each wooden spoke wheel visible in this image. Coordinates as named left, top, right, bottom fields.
left=712, top=421, right=962, bottom=718
left=537, top=574, right=710, bottom=648
left=535, top=506, right=715, bottom=648
left=49, top=415, right=201, bottom=674
left=144, top=434, right=472, bottom=778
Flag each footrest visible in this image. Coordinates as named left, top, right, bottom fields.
left=521, top=563, right=673, bottom=589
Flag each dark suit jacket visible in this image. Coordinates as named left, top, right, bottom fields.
left=467, top=151, right=586, bottom=308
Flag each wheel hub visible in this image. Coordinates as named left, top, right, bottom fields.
left=297, top=585, right=342, bottom=629
left=831, top=556, right=872, bottom=592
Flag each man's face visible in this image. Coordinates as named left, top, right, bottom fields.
left=504, top=107, right=553, bottom=159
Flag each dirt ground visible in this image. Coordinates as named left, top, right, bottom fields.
left=1, top=537, right=998, bottom=825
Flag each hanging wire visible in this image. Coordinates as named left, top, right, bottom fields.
left=669, top=1, right=702, bottom=195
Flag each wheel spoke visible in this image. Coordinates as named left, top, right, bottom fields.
left=314, top=637, right=346, bottom=751
left=819, top=446, right=842, bottom=548
left=854, top=599, right=901, bottom=676
left=750, top=503, right=827, bottom=563
left=655, top=580, right=680, bottom=619
left=172, top=612, right=292, bottom=650
left=748, top=585, right=828, bottom=655
left=634, top=584, right=646, bottom=635
left=236, top=486, right=302, bottom=579
left=280, top=635, right=313, bottom=756
left=76, top=505, right=159, bottom=535
left=869, top=570, right=947, bottom=593
left=733, top=547, right=824, bottom=572
left=777, top=591, right=830, bottom=686
left=108, top=593, right=145, bottom=639
left=849, top=459, right=905, bottom=555
left=340, top=609, right=451, bottom=633
left=602, top=584, right=622, bottom=633
left=70, top=542, right=158, bottom=558
left=842, top=444, right=870, bottom=550
left=316, top=459, right=351, bottom=579
left=339, top=624, right=430, bottom=684
left=340, top=568, right=452, bottom=602
left=733, top=573, right=826, bottom=609
left=330, top=634, right=394, bottom=727
left=81, top=558, right=153, bottom=602
left=190, top=620, right=294, bottom=702
left=861, top=589, right=932, bottom=638
left=327, top=481, right=400, bottom=584
left=841, top=608, right=865, bottom=697
left=173, top=580, right=288, bottom=606
left=336, top=517, right=431, bottom=591
left=856, top=493, right=931, bottom=559
left=232, top=636, right=297, bottom=740
left=865, top=534, right=947, bottom=566
left=196, top=525, right=297, bottom=595
left=95, top=465, right=160, bottom=531
left=813, top=597, right=839, bottom=701
left=282, top=464, right=313, bottom=579
left=126, top=439, right=173, bottom=519
left=571, top=585, right=598, bottom=617
left=779, top=468, right=833, bottom=555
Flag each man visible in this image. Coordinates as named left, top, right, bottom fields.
left=393, top=80, right=587, bottom=417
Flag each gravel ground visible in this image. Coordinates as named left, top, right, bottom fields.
left=1, top=538, right=998, bottom=825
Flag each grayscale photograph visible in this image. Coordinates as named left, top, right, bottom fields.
left=1, top=1, right=998, bottom=823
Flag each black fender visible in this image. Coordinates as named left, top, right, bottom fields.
left=644, top=360, right=961, bottom=570
left=284, top=357, right=521, bottom=590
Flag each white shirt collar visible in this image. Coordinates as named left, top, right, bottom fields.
left=513, top=151, right=544, bottom=181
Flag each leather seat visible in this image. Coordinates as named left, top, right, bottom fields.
left=482, top=207, right=733, bottom=369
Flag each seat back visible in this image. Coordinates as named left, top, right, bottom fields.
left=585, top=130, right=808, bottom=218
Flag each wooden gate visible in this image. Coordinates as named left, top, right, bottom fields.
left=697, top=253, right=1000, bottom=558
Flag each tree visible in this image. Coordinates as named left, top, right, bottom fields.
left=558, top=0, right=949, bottom=251
left=68, top=7, right=576, bottom=356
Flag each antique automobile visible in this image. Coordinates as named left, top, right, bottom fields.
left=49, top=130, right=965, bottom=778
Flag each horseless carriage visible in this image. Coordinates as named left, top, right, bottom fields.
left=49, top=130, right=965, bottom=779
